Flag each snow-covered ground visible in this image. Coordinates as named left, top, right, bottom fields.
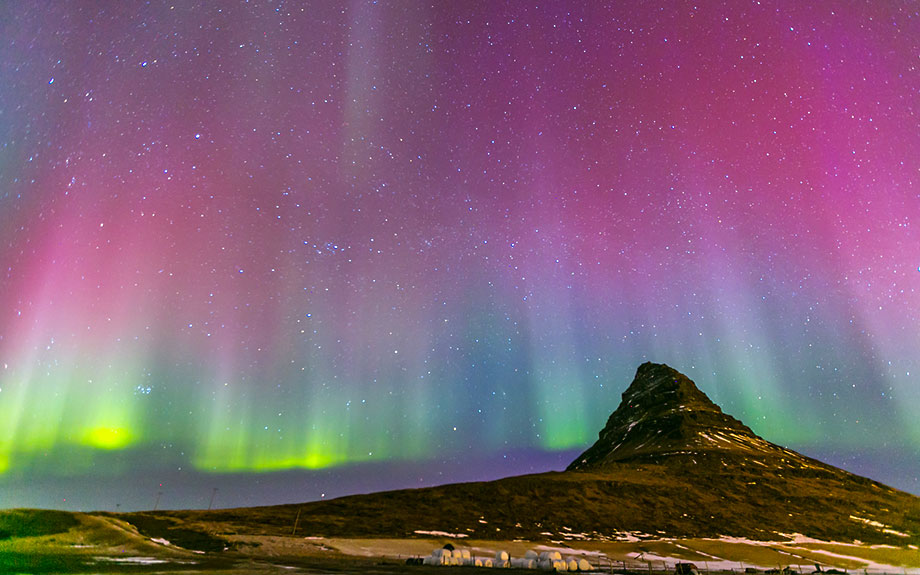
left=702, top=534, right=920, bottom=574
left=413, top=530, right=469, bottom=538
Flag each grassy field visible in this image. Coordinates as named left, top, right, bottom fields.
left=2, top=508, right=919, bottom=574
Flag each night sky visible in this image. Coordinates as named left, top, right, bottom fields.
left=2, top=1, right=919, bottom=512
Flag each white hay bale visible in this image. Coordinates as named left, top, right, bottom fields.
left=474, top=558, right=484, bottom=567
left=512, top=558, right=537, bottom=569
left=452, top=549, right=464, bottom=558
left=538, top=559, right=555, bottom=571
left=496, top=550, right=510, bottom=562
left=525, top=550, right=539, bottom=560
left=540, top=551, right=563, bottom=562
left=461, top=549, right=472, bottom=560
left=484, top=558, right=494, bottom=568
left=566, top=558, right=579, bottom=571
left=578, top=559, right=592, bottom=571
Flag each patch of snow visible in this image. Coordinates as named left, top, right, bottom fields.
left=796, top=547, right=920, bottom=573
left=718, top=533, right=840, bottom=546
left=151, top=537, right=170, bottom=546
left=629, top=551, right=674, bottom=563
left=785, top=533, right=828, bottom=545
left=850, top=515, right=910, bottom=538
left=850, top=516, right=887, bottom=529
left=710, top=534, right=920, bottom=573
left=562, top=532, right=590, bottom=540
left=414, top=530, right=468, bottom=538
left=672, top=543, right=721, bottom=560
left=94, top=557, right=171, bottom=565
left=535, top=544, right=604, bottom=557
left=714, top=535, right=758, bottom=545
left=609, top=531, right=651, bottom=542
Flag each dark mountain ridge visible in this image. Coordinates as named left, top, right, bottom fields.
left=131, top=363, right=920, bottom=546
left=569, top=362, right=830, bottom=470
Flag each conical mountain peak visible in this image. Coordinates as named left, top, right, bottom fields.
left=620, top=362, right=721, bottom=414
left=568, top=362, right=796, bottom=470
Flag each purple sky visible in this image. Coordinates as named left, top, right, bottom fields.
left=1, top=1, right=918, bottom=510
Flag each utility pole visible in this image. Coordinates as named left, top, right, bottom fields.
left=207, top=487, right=218, bottom=510
left=154, top=491, right=163, bottom=511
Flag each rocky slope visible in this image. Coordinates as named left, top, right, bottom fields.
left=569, top=362, right=836, bottom=470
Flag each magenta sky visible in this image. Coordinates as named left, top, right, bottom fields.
left=1, top=2, right=918, bottom=510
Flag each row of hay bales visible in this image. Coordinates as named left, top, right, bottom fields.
left=422, top=548, right=593, bottom=571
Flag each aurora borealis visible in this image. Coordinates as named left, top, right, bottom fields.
left=1, top=1, right=919, bottom=511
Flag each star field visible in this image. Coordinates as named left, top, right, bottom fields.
left=1, top=2, right=919, bottom=510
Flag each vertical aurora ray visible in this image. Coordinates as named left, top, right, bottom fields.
left=524, top=285, right=591, bottom=451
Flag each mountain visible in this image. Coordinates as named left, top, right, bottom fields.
left=126, top=363, right=920, bottom=547
left=568, top=362, right=825, bottom=470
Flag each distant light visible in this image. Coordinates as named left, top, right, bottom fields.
left=195, top=133, right=201, bottom=139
